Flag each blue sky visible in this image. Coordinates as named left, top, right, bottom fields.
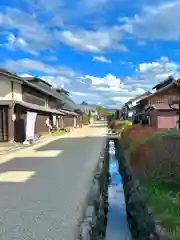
left=0, top=0, right=180, bottom=108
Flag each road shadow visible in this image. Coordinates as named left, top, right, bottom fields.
left=0, top=136, right=105, bottom=182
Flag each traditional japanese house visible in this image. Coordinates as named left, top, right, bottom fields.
left=134, top=77, right=180, bottom=128
left=0, top=70, right=79, bottom=142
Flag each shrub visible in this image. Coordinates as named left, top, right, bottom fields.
left=123, top=128, right=180, bottom=239
left=121, top=124, right=142, bottom=140
left=122, top=125, right=152, bottom=149
left=111, top=120, right=132, bottom=133
left=129, top=129, right=180, bottom=183
left=108, top=119, right=115, bottom=129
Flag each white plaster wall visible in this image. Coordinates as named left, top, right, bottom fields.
left=0, top=75, right=22, bottom=101
left=13, top=82, right=22, bottom=101
left=127, top=102, right=132, bottom=108
left=0, top=75, right=13, bottom=100
left=128, top=111, right=133, bottom=117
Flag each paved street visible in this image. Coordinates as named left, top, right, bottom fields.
left=0, top=122, right=107, bottom=240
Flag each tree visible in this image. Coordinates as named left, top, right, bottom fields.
left=96, top=106, right=105, bottom=117
left=88, top=110, right=91, bottom=119
left=96, top=106, right=113, bottom=118
left=82, top=113, right=90, bottom=125
left=104, top=110, right=113, bottom=117
left=96, top=106, right=104, bottom=112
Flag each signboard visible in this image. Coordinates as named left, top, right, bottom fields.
left=52, top=115, right=56, bottom=126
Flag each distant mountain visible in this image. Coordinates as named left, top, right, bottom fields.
left=78, top=101, right=116, bottom=112
left=80, top=101, right=89, bottom=105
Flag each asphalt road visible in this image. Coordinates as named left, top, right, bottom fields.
left=0, top=122, right=107, bottom=240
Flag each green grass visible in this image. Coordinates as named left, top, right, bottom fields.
left=144, top=180, right=180, bottom=239
left=51, top=130, right=66, bottom=137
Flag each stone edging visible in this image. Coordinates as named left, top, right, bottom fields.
left=77, top=141, right=109, bottom=240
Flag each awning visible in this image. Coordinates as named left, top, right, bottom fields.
left=18, top=101, right=65, bottom=115
left=60, top=109, right=79, bottom=116
left=0, top=100, right=65, bottom=115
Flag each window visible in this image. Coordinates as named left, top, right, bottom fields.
left=23, top=92, right=46, bottom=106
left=156, top=95, right=164, bottom=103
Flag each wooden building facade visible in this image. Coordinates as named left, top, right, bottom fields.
left=0, top=70, right=79, bottom=142
left=134, top=78, right=180, bottom=129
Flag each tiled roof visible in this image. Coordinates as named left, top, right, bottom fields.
left=138, top=80, right=180, bottom=103
left=0, top=71, right=77, bottom=111
left=0, top=68, right=22, bottom=81
left=22, top=77, right=77, bottom=109
left=126, top=91, right=151, bottom=105
left=25, top=77, right=52, bottom=87
left=152, top=76, right=174, bottom=90
left=56, top=88, right=69, bottom=96
left=60, top=109, right=78, bottom=116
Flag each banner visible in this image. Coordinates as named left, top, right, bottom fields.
left=52, top=115, right=56, bottom=126
left=25, top=112, right=37, bottom=141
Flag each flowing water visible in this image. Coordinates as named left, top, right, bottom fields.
left=105, top=140, right=131, bottom=240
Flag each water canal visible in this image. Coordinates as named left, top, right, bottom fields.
left=105, top=140, right=131, bottom=240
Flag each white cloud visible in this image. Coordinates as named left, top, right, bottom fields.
left=0, top=1, right=127, bottom=55
left=5, top=56, right=180, bottom=108
left=6, top=58, right=60, bottom=74
left=0, top=8, right=55, bottom=53
left=71, top=91, right=89, bottom=97
left=20, top=73, right=33, bottom=78
left=120, top=1, right=180, bottom=41
left=56, top=26, right=127, bottom=53
left=93, top=56, right=111, bottom=63
left=138, top=56, right=180, bottom=82
left=84, top=73, right=123, bottom=90
left=5, top=33, right=39, bottom=55
left=5, top=58, right=78, bottom=77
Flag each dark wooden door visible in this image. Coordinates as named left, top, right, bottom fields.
left=0, top=106, right=8, bottom=141
left=14, top=106, right=26, bottom=143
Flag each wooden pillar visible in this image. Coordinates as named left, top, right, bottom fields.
left=80, top=116, right=82, bottom=127
left=56, top=115, right=59, bottom=129
left=8, top=104, right=15, bottom=142
left=74, top=116, right=77, bottom=127
left=61, top=116, right=64, bottom=129
left=77, top=116, right=79, bottom=128
left=179, top=104, right=180, bottom=129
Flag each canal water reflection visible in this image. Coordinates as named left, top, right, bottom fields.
left=105, top=140, right=131, bottom=240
